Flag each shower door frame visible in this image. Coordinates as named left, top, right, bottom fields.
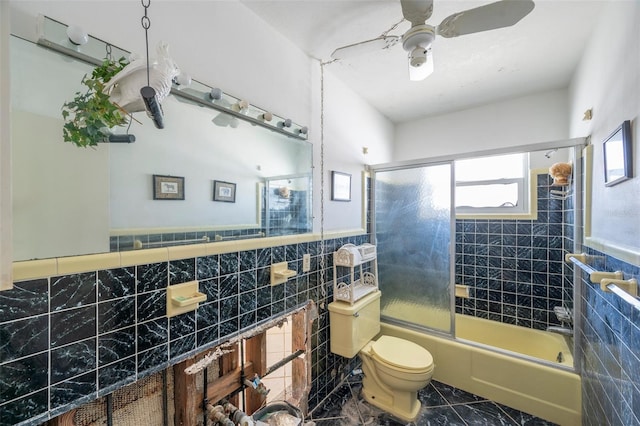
left=369, top=159, right=457, bottom=337
left=369, top=137, right=587, bottom=366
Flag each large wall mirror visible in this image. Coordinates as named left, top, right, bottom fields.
left=11, top=35, right=312, bottom=261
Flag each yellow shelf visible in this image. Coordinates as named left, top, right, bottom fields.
left=172, top=292, right=207, bottom=307
left=167, top=280, right=207, bottom=317
left=271, top=261, right=297, bottom=286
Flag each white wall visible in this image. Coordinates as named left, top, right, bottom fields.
left=1, top=1, right=13, bottom=288
left=568, top=0, right=640, bottom=260
left=8, top=0, right=395, bottom=249
left=109, top=96, right=306, bottom=230
left=394, top=89, right=569, bottom=161
left=320, top=69, right=394, bottom=232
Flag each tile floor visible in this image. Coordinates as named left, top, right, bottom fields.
left=307, top=374, right=558, bottom=426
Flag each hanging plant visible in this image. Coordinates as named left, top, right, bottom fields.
left=61, top=56, right=129, bottom=148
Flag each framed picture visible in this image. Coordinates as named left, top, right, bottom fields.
left=331, top=171, right=351, bottom=201
left=153, top=175, right=184, bottom=200
left=603, top=120, right=632, bottom=187
left=213, top=180, right=236, bottom=202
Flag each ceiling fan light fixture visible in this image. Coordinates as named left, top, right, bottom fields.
left=409, top=47, right=427, bottom=68
left=328, top=0, right=534, bottom=83
left=409, top=47, right=434, bottom=81
left=401, top=24, right=435, bottom=52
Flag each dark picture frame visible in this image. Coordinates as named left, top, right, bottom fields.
left=603, top=120, right=633, bottom=187
left=152, top=174, right=185, bottom=200
left=331, top=171, right=351, bottom=201
left=213, top=180, right=236, bottom=202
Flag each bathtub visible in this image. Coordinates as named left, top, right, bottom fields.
left=456, top=314, right=574, bottom=367
left=380, top=314, right=581, bottom=426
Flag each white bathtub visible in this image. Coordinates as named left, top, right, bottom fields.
left=380, top=314, right=581, bottom=426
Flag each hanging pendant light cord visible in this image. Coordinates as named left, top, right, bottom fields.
left=141, top=0, right=151, bottom=86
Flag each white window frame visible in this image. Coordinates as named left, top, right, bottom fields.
left=456, top=154, right=535, bottom=219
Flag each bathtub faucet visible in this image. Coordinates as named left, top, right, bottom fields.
left=546, top=326, right=573, bottom=337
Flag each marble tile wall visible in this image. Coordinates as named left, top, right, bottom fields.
left=455, top=174, right=575, bottom=330
left=0, top=235, right=366, bottom=426
left=579, top=248, right=640, bottom=426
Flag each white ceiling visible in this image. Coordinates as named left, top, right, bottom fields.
left=240, top=0, right=606, bottom=123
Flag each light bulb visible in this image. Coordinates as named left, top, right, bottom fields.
left=278, top=119, right=292, bottom=128
left=259, top=112, right=273, bottom=122
left=231, top=100, right=249, bottom=113
left=66, top=25, right=88, bottom=46
left=209, top=88, right=222, bottom=101
left=174, top=72, right=192, bottom=87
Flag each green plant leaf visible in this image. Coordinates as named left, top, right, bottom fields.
left=61, top=57, right=128, bottom=148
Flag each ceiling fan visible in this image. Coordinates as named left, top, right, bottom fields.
left=331, top=0, right=535, bottom=81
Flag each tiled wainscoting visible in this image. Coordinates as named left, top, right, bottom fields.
left=0, top=235, right=364, bottom=425
left=109, top=228, right=266, bottom=252
left=455, top=173, right=575, bottom=330
left=579, top=248, right=640, bottom=426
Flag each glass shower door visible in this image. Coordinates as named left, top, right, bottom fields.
left=264, top=174, right=312, bottom=236
left=373, top=162, right=454, bottom=334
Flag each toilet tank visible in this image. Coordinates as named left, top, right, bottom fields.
left=328, top=290, right=381, bottom=358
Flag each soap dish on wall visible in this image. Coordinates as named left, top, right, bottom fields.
left=271, top=261, right=297, bottom=286
left=167, top=280, right=207, bottom=317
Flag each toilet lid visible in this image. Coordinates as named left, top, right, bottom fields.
left=371, top=336, right=433, bottom=371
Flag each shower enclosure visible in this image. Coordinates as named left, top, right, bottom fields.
left=370, top=141, right=584, bottom=370
left=372, top=162, right=454, bottom=334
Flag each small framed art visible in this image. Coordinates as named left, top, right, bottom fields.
left=153, top=175, right=185, bottom=200
left=213, top=180, right=236, bottom=202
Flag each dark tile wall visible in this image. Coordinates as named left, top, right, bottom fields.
left=0, top=235, right=366, bottom=426
left=110, top=228, right=264, bottom=252
left=264, top=189, right=311, bottom=237
left=455, top=173, right=575, bottom=330
left=579, top=248, right=640, bottom=426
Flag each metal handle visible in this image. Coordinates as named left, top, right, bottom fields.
left=353, top=312, right=360, bottom=318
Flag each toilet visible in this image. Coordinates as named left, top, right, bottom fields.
left=328, top=290, right=434, bottom=422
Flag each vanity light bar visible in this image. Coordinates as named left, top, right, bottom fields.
left=35, top=15, right=308, bottom=141
left=171, top=79, right=308, bottom=140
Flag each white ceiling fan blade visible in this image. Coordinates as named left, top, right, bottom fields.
left=409, top=48, right=433, bottom=81
left=331, top=36, right=400, bottom=60
left=400, top=0, right=434, bottom=26
left=437, top=0, right=535, bottom=38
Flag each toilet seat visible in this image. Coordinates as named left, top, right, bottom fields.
left=371, top=336, right=434, bottom=373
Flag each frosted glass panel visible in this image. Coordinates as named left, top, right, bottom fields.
left=374, top=164, right=452, bottom=333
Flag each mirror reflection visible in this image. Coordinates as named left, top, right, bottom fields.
left=10, top=36, right=312, bottom=261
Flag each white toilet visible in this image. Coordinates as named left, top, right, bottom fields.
left=328, top=290, right=434, bottom=422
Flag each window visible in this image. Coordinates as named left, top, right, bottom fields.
left=455, top=153, right=529, bottom=215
